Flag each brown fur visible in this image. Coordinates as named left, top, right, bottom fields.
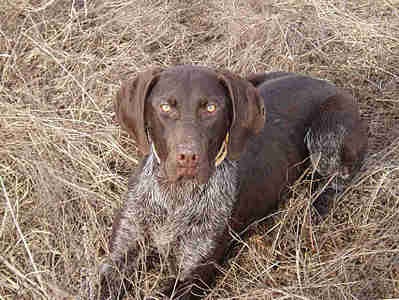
left=87, top=66, right=367, bottom=299
left=306, top=93, right=368, bottom=180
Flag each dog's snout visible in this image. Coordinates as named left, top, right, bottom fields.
left=176, top=147, right=199, bottom=168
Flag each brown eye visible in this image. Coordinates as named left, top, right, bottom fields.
left=206, top=103, right=217, bottom=113
left=160, top=103, right=171, bottom=113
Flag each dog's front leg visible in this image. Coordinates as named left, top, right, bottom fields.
left=166, top=227, right=229, bottom=299
left=95, top=206, right=146, bottom=300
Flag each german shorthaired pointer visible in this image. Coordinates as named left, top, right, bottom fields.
left=88, top=65, right=367, bottom=299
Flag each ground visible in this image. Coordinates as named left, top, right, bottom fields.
left=0, top=0, right=398, bottom=299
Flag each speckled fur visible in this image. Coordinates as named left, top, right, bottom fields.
left=99, top=149, right=238, bottom=298
left=305, top=125, right=348, bottom=178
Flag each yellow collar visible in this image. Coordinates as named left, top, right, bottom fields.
left=215, top=132, right=229, bottom=167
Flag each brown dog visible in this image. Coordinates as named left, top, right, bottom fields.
left=89, top=65, right=367, bottom=299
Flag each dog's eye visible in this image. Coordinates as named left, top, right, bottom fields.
left=160, top=103, right=171, bottom=113
left=206, top=103, right=217, bottom=113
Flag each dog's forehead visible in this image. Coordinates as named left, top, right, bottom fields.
left=153, top=67, right=227, bottom=100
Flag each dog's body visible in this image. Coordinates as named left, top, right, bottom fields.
left=91, top=66, right=367, bottom=299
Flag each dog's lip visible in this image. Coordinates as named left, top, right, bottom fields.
left=174, top=167, right=211, bottom=184
left=176, top=166, right=198, bottom=177
left=159, top=162, right=212, bottom=184
left=177, top=166, right=198, bottom=171
left=175, top=174, right=210, bottom=185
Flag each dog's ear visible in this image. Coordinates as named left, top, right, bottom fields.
left=218, top=71, right=266, bottom=160
left=115, top=67, right=162, bottom=155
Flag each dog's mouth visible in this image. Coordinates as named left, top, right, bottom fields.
left=158, top=163, right=212, bottom=185
left=176, top=166, right=198, bottom=179
left=175, top=166, right=212, bottom=184
left=152, top=145, right=217, bottom=185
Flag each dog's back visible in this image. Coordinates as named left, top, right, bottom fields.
left=233, top=73, right=367, bottom=229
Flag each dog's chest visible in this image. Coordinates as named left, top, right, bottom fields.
left=129, top=154, right=239, bottom=249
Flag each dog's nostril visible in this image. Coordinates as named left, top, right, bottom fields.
left=176, top=151, right=199, bottom=166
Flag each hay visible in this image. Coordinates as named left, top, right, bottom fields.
left=0, top=0, right=398, bottom=299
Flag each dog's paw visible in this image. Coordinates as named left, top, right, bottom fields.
left=312, top=188, right=338, bottom=220
left=78, top=262, right=127, bottom=300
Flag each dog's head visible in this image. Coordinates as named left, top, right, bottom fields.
left=115, top=65, right=265, bottom=184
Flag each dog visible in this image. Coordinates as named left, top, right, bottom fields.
left=89, top=65, right=367, bottom=299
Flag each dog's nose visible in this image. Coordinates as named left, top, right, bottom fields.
left=176, top=149, right=199, bottom=168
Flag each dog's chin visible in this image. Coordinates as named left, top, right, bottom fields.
left=160, top=166, right=213, bottom=186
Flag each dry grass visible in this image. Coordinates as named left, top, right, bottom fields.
left=1, top=0, right=398, bottom=299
